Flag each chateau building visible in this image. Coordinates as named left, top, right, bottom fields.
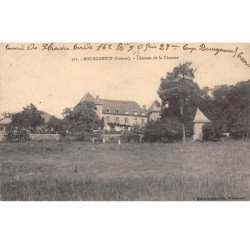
left=78, top=93, right=161, bottom=131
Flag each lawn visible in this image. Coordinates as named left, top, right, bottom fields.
left=0, top=140, right=249, bottom=201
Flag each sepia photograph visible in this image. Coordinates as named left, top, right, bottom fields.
left=0, top=42, right=249, bottom=201
left=1, top=1, right=250, bottom=250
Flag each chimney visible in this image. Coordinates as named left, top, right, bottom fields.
left=95, top=95, right=103, bottom=119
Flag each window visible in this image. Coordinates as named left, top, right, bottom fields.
left=124, top=109, right=129, bottom=114
left=106, top=108, right=110, bottom=113
left=106, top=116, right=110, bottom=122
left=134, top=110, right=138, bottom=115
left=142, top=112, right=145, bottom=115
left=116, top=109, right=119, bottom=114
left=141, top=119, right=145, bottom=124
left=134, top=118, right=138, bottom=124
left=115, top=117, right=119, bottom=123
left=125, top=117, right=129, bottom=124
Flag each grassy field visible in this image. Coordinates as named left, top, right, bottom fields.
left=0, top=140, right=249, bottom=201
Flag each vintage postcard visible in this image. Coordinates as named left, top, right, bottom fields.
left=0, top=42, right=249, bottom=201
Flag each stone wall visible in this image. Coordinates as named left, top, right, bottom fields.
left=30, top=134, right=62, bottom=141
left=193, top=123, right=203, bottom=141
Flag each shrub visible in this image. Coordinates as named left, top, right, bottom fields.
left=230, top=125, right=250, bottom=139
left=120, top=126, right=143, bottom=142
left=143, top=117, right=182, bottom=142
left=184, top=122, right=194, bottom=138
left=70, top=132, right=91, bottom=142
left=46, top=116, right=65, bottom=134
left=230, top=108, right=250, bottom=139
left=5, top=128, right=30, bottom=142
left=202, top=123, right=220, bottom=141
left=91, top=130, right=104, bottom=142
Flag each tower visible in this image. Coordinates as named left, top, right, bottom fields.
left=94, top=95, right=103, bottom=119
left=148, top=100, right=161, bottom=121
left=193, top=108, right=211, bottom=141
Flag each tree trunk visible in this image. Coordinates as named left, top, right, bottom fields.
left=180, top=101, right=186, bottom=143
left=182, top=123, right=186, bottom=143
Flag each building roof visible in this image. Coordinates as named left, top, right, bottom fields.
left=100, top=98, right=146, bottom=116
left=148, top=100, right=161, bottom=113
left=40, top=111, right=53, bottom=123
left=0, top=117, right=11, bottom=125
left=79, top=93, right=96, bottom=103
left=79, top=93, right=147, bottom=116
left=193, top=108, right=211, bottom=123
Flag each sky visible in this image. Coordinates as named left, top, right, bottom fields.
left=0, top=43, right=249, bottom=118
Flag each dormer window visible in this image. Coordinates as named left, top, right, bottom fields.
left=124, top=109, right=129, bottom=114
left=116, top=109, right=119, bottom=114
left=142, top=111, right=145, bottom=115
left=106, top=108, right=110, bottom=113
left=134, top=110, right=138, bottom=115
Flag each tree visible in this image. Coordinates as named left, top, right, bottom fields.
left=47, top=116, right=65, bottom=134
left=158, top=62, right=200, bottom=142
left=225, top=81, right=250, bottom=138
left=231, top=106, right=250, bottom=138
left=62, top=101, right=102, bottom=133
left=6, top=104, right=45, bottom=141
left=198, top=80, right=250, bottom=138
left=143, top=117, right=182, bottom=142
left=9, top=104, right=45, bottom=132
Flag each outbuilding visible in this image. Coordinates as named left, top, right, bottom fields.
left=193, top=108, right=211, bottom=141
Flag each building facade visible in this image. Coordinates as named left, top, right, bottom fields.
left=78, top=93, right=161, bottom=131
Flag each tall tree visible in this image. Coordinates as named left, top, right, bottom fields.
left=6, top=104, right=45, bottom=141
left=63, top=101, right=102, bottom=133
left=212, top=81, right=250, bottom=137
left=158, top=62, right=200, bottom=142
left=197, top=80, right=250, bottom=138
left=9, top=103, right=45, bottom=132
